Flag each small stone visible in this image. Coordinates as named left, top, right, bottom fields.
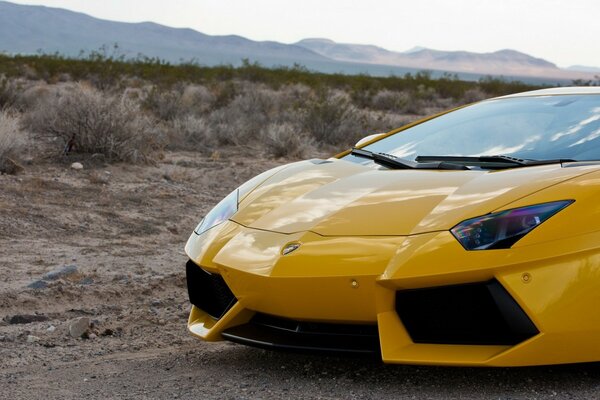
left=79, top=277, right=94, bottom=285
left=43, top=265, right=78, bottom=281
left=100, top=328, right=114, bottom=337
left=69, top=317, right=90, bottom=338
left=6, top=314, right=49, bottom=325
left=26, top=335, right=40, bottom=343
left=70, top=162, right=83, bottom=170
left=87, top=333, right=97, bottom=340
left=27, top=280, right=48, bottom=290
left=46, top=325, right=56, bottom=333
left=151, top=299, right=161, bottom=307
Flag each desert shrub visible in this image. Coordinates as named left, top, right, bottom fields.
left=361, top=110, right=411, bottom=134
left=208, top=87, right=278, bottom=146
left=167, top=115, right=215, bottom=151
left=461, top=87, right=488, bottom=103
left=211, top=81, right=238, bottom=109
left=260, top=123, right=314, bottom=159
left=0, top=76, right=22, bottom=111
left=302, top=90, right=367, bottom=146
left=0, top=111, right=28, bottom=173
left=16, top=83, right=52, bottom=111
left=142, top=86, right=184, bottom=121
left=24, top=84, right=161, bottom=163
left=371, top=90, right=410, bottom=111
left=180, top=85, right=215, bottom=115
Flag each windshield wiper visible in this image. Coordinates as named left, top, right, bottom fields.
left=415, top=155, right=577, bottom=169
left=351, top=148, right=469, bottom=170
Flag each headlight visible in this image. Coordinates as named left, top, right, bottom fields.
left=451, top=200, right=573, bottom=250
left=194, top=189, right=238, bottom=235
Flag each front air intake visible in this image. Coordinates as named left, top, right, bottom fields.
left=186, top=260, right=236, bottom=319
left=395, top=280, right=538, bottom=345
left=221, top=313, right=380, bottom=354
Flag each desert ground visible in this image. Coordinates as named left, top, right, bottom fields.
left=1, top=150, right=600, bottom=400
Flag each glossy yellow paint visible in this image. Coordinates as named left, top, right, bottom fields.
left=185, top=158, right=600, bottom=365
left=185, top=99, right=600, bottom=366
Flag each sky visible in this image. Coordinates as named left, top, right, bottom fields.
left=7, top=0, right=600, bottom=68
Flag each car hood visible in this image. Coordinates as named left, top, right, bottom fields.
left=232, top=159, right=597, bottom=236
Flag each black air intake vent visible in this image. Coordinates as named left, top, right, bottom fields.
left=186, top=260, right=236, bottom=319
left=395, top=280, right=538, bottom=346
left=221, top=313, right=380, bottom=354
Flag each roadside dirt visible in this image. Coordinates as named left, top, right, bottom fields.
left=1, top=151, right=600, bottom=399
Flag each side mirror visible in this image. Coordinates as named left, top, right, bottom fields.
left=355, top=133, right=386, bottom=147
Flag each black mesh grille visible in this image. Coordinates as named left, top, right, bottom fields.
left=395, top=280, right=538, bottom=345
left=222, top=313, right=380, bottom=354
left=186, top=260, right=236, bottom=319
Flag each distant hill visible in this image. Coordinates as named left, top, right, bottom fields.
left=0, top=1, right=331, bottom=67
left=566, top=65, right=600, bottom=73
left=295, top=38, right=586, bottom=80
left=0, top=0, right=596, bottom=83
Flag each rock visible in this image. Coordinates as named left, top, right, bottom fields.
left=43, top=265, right=78, bottom=281
left=88, top=333, right=97, bottom=340
left=79, top=277, right=94, bottom=285
left=26, top=335, right=40, bottom=343
left=6, top=314, right=49, bottom=325
left=46, top=325, right=56, bottom=333
left=70, top=162, right=83, bottom=170
left=69, top=317, right=90, bottom=338
left=2, top=158, right=24, bottom=175
left=151, top=299, right=162, bottom=307
left=100, top=328, right=114, bottom=337
left=27, top=280, right=48, bottom=289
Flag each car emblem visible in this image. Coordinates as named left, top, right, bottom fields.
left=282, top=242, right=301, bottom=255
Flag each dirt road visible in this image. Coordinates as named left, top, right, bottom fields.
left=1, top=152, right=600, bottom=399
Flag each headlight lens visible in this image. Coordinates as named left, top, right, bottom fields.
left=194, top=189, right=238, bottom=235
left=451, top=200, right=573, bottom=250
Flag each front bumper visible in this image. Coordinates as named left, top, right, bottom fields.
left=185, top=220, right=600, bottom=366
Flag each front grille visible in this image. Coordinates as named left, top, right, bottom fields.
left=186, top=260, right=236, bottom=319
left=221, top=313, right=380, bottom=354
left=395, top=280, right=538, bottom=345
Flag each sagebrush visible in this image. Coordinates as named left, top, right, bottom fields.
left=24, top=84, right=161, bottom=163
left=0, top=111, right=28, bottom=173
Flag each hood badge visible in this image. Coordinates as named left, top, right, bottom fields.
left=282, top=242, right=301, bottom=256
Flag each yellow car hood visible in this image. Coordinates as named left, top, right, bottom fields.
left=232, top=159, right=595, bottom=236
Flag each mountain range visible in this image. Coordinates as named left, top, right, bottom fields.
left=0, top=0, right=596, bottom=83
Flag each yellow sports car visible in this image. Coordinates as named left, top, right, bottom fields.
left=185, top=87, right=600, bottom=366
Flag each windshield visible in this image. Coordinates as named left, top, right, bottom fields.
left=344, top=94, right=600, bottom=164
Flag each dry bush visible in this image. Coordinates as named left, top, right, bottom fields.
left=260, top=123, right=314, bottom=159
left=142, top=87, right=184, bottom=121
left=180, top=85, right=215, bottom=115
left=371, top=90, right=410, bottom=111
left=462, top=87, right=488, bottom=103
left=358, top=110, right=412, bottom=136
left=302, top=90, right=367, bottom=146
left=0, top=111, right=28, bottom=173
left=24, top=84, right=161, bottom=163
left=16, top=83, right=52, bottom=111
left=208, top=87, right=278, bottom=146
left=0, top=77, right=20, bottom=110
left=167, top=115, right=216, bottom=151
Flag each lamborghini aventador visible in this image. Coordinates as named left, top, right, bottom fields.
left=185, top=87, right=600, bottom=366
